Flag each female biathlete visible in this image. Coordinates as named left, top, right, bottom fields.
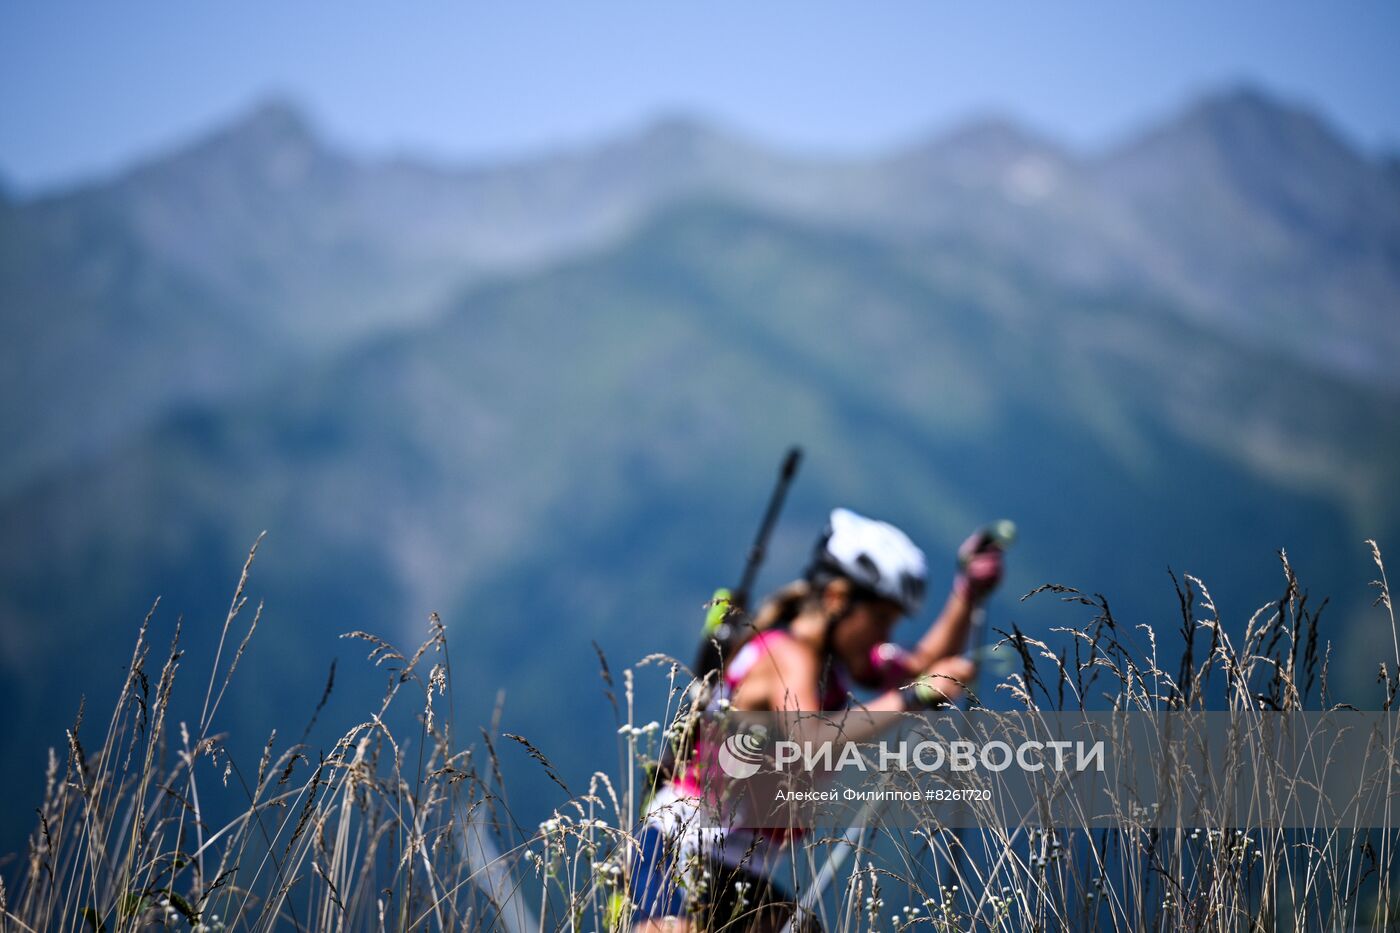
left=632, top=508, right=1006, bottom=931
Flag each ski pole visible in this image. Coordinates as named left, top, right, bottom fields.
left=784, top=521, right=1017, bottom=931
left=456, top=803, right=539, bottom=933
left=963, top=519, right=1016, bottom=707
left=782, top=795, right=883, bottom=933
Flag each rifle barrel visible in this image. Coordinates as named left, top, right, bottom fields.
left=733, top=446, right=802, bottom=609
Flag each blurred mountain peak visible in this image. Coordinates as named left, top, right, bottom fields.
left=640, top=112, right=725, bottom=141
left=620, top=111, right=755, bottom=161
left=898, top=113, right=1064, bottom=163
left=939, top=114, right=1062, bottom=156
left=887, top=113, right=1072, bottom=203
left=895, top=113, right=1069, bottom=176
left=1193, top=82, right=1290, bottom=118
left=218, top=96, right=320, bottom=150
left=1092, top=81, right=1400, bottom=386
left=118, top=95, right=337, bottom=197
left=1100, top=79, right=1398, bottom=216
left=1110, top=81, right=1364, bottom=167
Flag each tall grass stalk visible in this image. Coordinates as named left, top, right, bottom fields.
left=2, top=541, right=1397, bottom=931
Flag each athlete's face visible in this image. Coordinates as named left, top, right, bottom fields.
left=831, top=597, right=903, bottom=686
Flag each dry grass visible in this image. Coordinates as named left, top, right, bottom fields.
left=2, top=540, right=1397, bottom=932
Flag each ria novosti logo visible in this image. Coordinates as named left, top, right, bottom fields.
left=717, top=728, right=767, bottom=779
left=715, top=724, right=1106, bottom=780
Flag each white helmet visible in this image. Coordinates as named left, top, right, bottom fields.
left=806, top=508, right=927, bottom=616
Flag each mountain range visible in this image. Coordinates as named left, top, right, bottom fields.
left=1, top=84, right=1397, bottom=857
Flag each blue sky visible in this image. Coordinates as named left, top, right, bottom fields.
left=2, top=2, right=1397, bottom=193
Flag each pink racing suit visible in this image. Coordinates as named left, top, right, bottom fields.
left=641, top=630, right=917, bottom=881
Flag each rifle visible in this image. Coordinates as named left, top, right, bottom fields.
left=647, top=448, right=803, bottom=792
left=690, top=446, right=803, bottom=682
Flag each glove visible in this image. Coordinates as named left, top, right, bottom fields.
left=954, top=531, right=1004, bottom=605
left=869, top=642, right=917, bottom=691
left=898, top=677, right=951, bottom=711
left=899, top=657, right=976, bottom=709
